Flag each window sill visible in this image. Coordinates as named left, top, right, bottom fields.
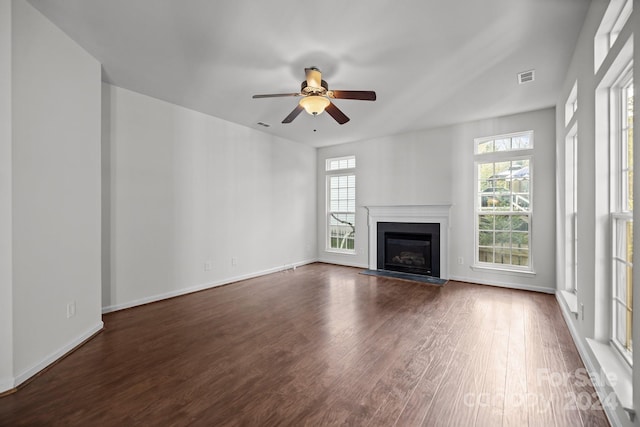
left=586, top=338, right=634, bottom=419
left=471, top=264, right=536, bottom=277
left=559, top=290, right=578, bottom=315
left=325, top=249, right=357, bottom=256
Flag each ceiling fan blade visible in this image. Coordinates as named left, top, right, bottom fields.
left=328, top=90, right=377, bottom=101
left=252, top=93, right=300, bottom=99
left=325, top=102, right=350, bottom=125
left=282, top=104, right=304, bottom=123
left=305, top=67, right=322, bottom=88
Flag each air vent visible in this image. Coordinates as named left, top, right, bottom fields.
left=257, top=122, right=270, bottom=128
left=518, top=70, right=535, bottom=84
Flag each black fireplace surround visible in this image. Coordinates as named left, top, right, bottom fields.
left=377, top=222, right=440, bottom=278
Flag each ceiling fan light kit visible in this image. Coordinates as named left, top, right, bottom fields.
left=299, top=95, right=330, bottom=115
left=252, top=67, right=376, bottom=125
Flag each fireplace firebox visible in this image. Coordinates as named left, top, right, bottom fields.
left=377, top=222, right=440, bottom=277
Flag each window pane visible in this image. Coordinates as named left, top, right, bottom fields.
left=494, top=138, right=511, bottom=152
left=511, top=249, right=529, bottom=266
left=615, top=260, right=628, bottom=301
left=512, top=215, right=529, bottom=231
left=478, top=163, right=495, bottom=182
left=478, top=215, right=495, bottom=230
left=477, top=139, right=494, bottom=154
left=478, top=231, right=494, bottom=246
left=495, top=232, right=511, bottom=245
left=494, top=216, right=511, bottom=231
left=616, top=302, right=627, bottom=347
left=494, top=249, right=511, bottom=265
left=478, top=247, right=494, bottom=263
left=512, top=134, right=532, bottom=150
left=512, top=231, right=528, bottom=247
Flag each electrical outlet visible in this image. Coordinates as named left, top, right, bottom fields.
left=66, top=301, right=76, bottom=319
left=204, top=261, right=212, bottom=271
left=231, top=257, right=237, bottom=266
left=457, top=257, right=464, bottom=265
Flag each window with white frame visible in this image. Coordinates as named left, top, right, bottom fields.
left=611, top=66, right=633, bottom=363
left=566, top=126, right=578, bottom=293
left=326, top=156, right=356, bottom=252
left=475, top=131, right=533, bottom=270
left=565, top=81, right=578, bottom=126
left=594, top=0, right=633, bottom=72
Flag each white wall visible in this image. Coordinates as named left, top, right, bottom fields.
left=103, top=84, right=317, bottom=311
left=0, top=0, right=13, bottom=392
left=317, top=107, right=556, bottom=293
left=11, top=0, right=102, bottom=384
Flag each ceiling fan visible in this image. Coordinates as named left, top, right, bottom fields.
left=252, top=67, right=376, bottom=125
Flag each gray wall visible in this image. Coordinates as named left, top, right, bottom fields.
left=317, top=107, right=556, bottom=293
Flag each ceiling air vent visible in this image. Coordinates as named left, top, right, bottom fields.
left=518, top=70, right=535, bottom=84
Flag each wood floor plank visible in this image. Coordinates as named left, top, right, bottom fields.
left=474, top=291, right=511, bottom=427
left=502, top=291, right=529, bottom=427
left=0, top=264, right=609, bottom=426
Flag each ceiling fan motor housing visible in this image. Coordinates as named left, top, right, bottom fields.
left=301, top=79, right=329, bottom=95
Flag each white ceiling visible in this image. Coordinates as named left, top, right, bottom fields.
left=27, top=0, right=589, bottom=148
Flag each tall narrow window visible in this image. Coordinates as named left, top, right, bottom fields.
left=475, top=131, right=533, bottom=271
left=566, top=128, right=578, bottom=293
left=611, top=68, right=633, bottom=363
left=326, top=156, right=356, bottom=252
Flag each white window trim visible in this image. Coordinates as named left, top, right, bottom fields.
left=594, top=0, right=633, bottom=73
left=565, top=81, right=578, bottom=126
left=474, top=130, right=534, bottom=155
left=565, top=124, right=579, bottom=294
left=473, top=143, right=534, bottom=273
left=325, top=155, right=356, bottom=172
left=325, top=163, right=357, bottom=254
left=609, top=65, right=633, bottom=367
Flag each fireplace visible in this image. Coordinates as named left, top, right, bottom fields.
left=366, top=205, right=451, bottom=279
left=377, top=222, right=440, bottom=277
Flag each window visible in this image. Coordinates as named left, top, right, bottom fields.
left=594, top=0, right=633, bottom=72
left=475, top=132, right=533, bottom=271
left=326, top=155, right=356, bottom=171
left=326, top=156, right=356, bottom=252
left=565, top=81, right=578, bottom=126
left=611, top=67, right=633, bottom=363
left=566, top=127, right=578, bottom=293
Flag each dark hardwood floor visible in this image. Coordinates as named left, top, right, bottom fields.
left=0, top=263, right=609, bottom=426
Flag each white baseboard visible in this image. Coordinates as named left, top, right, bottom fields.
left=12, top=322, right=104, bottom=390
left=102, top=259, right=318, bottom=314
left=448, top=274, right=555, bottom=294
left=316, top=258, right=369, bottom=269
left=555, top=292, right=622, bottom=427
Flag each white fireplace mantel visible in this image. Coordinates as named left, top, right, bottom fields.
left=365, top=205, right=451, bottom=279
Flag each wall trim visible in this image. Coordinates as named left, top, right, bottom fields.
left=102, top=259, right=318, bottom=314
left=448, top=274, right=554, bottom=294
left=555, top=292, right=622, bottom=427
left=11, top=322, right=104, bottom=391
left=316, top=258, right=369, bottom=269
